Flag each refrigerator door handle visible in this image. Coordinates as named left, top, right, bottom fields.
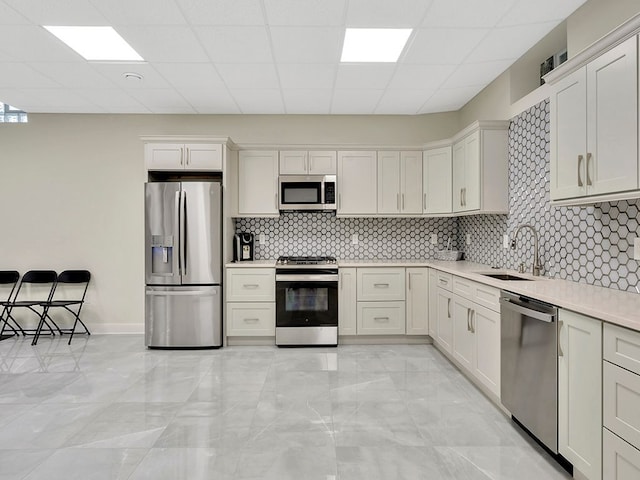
left=146, top=289, right=218, bottom=297
left=180, top=190, right=187, bottom=278
left=174, top=190, right=181, bottom=276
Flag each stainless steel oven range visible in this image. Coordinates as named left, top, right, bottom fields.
left=275, top=256, right=338, bottom=346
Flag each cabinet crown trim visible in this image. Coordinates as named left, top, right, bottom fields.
left=140, top=135, right=237, bottom=148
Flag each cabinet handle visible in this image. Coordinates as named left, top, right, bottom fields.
left=577, top=155, right=584, bottom=187
left=243, top=318, right=260, bottom=322
left=275, top=193, right=278, bottom=209
left=397, top=193, right=400, bottom=211
left=374, top=317, right=390, bottom=322
left=309, top=157, right=313, bottom=172
left=374, top=283, right=389, bottom=288
left=463, top=188, right=466, bottom=206
left=243, top=284, right=260, bottom=289
left=467, top=308, right=471, bottom=331
left=423, top=193, right=427, bottom=210
left=558, top=320, right=564, bottom=357
left=180, top=147, right=184, bottom=165
left=338, top=193, right=341, bottom=209
left=402, top=194, right=405, bottom=210
left=340, top=273, right=343, bottom=290
left=186, top=147, right=190, bottom=165
left=460, top=189, right=463, bottom=207
left=470, top=310, right=475, bottom=333
left=439, top=278, right=448, bottom=285
left=447, top=298, right=451, bottom=318
left=408, top=273, right=411, bottom=290
left=586, top=152, right=592, bottom=186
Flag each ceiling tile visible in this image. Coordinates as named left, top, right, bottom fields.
left=282, top=89, right=332, bottom=114
left=499, top=0, right=587, bottom=26
left=334, top=64, right=396, bottom=89
left=444, top=60, right=512, bottom=89
left=116, top=26, right=209, bottom=63
left=0, top=26, right=84, bottom=62
left=229, top=89, right=285, bottom=114
left=0, top=89, right=39, bottom=110
left=263, top=0, right=346, bottom=26
left=346, top=0, right=433, bottom=27
left=269, top=27, right=343, bottom=64
left=423, top=0, right=518, bottom=28
left=89, top=63, right=171, bottom=89
left=0, top=63, right=62, bottom=88
left=3, top=0, right=107, bottom=25
left=0, top=1, right=32, bottom=24
left=90, top=0, right=188, bottom=26
left=375, top=89, right=435, bottom=114
left=175, top=0, right=265, bottom=26
left=179, top=88, right=240, bottom=114
left=419, top=85, right=483, bottom=113
left=331, top=89, right=383, bottom=114
left=21, top=88, right=101, bottom=109
left=402, top=28, right=489, bottom=64
left=126, top=88, right=197, bottom=113
left=153, top=63, right=227, bottom=89
left=468, top=22, right=559, bottom=63
left=387, top=64, right=456, bottom=90
left=29, top=62, right=117, bottom=89
left=216, top=64, right=280, bottom=89
left=195, top=26, right=273, bottom=63
left=277, top=64, right=336, bottom=89
left=73, top=88, right=148, bottom=112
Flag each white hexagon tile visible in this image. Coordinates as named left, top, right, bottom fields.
left=236, top=99, right=640, bottom=293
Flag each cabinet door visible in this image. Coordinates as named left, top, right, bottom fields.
left=586, top=36, right=638, bottom=196
left=338, top=151, right=377, bottom=215
left=238, top=151, right=279, bottom=216
left=436, top=288, right=453, bottom=353
left=558, top=310, right=602, bottom=480
left=603, top=428, right=640, bottom=480
left=550, top=68, right=588, bottom=200
left=377, top=151, right=401, bottom=214
left=473, top=304, right=500, bottom=397
left=357, top=268, right=405, bottom=301
left=145, top=143, right=184, bottom=170
left=308, top=151, right=337, bottom=174
left=452, top=295, right=474, bottom=372
left=406, top=268, right=428, bottom=335
left=279, top=151, right=308, bottom=174
left=339, top=268, right=357, bottom=335
left=423, top=146, right=452, bottom=214
left=603, top=362, right=640, bottom=448
left=357, top=301, right=406, bottom=335
left=452, top=139, right=466, bottom=212
left=226, top=302, right=275, bottom=336
left=185, top=144, right=223, bottom=171
left=226, top=268, right=275, bottom=302
left=463, top=132, right=480, bottom=211
left=400, top=151, right=423, bottom=214
left=428, top=269, right=438, bottom=337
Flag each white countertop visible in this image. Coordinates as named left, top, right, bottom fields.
left=225, top=258, right=640, bottom=332
left=226, top=260, right=276, bottom=268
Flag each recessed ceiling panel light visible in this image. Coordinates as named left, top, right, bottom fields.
left=43, top=26, right=144, bottom=61
left=341, top=28, right=412, bottom=63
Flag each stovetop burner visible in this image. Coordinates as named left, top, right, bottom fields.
left=276, top=256, right=337, bottom=266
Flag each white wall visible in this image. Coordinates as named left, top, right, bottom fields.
left=0, top=112, right=458, bottom=332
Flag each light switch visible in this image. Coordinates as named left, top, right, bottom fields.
left=503, top=234, right=510, bottom=249
left=259, top=233, right=266, bottom=245
left=634, top=237, right=640, bottom=260
left=430, top=233, right=438, bottom=245
left=351, top=234, right=359, bottom=245
left=466, top=233, right=471, bottom=245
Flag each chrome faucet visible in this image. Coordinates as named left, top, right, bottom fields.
left=511, top=224, right=542, bottom=276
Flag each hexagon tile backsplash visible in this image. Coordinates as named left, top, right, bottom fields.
left=236, top=99, right=640, bottom=293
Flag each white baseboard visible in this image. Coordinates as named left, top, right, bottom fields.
left=90, top=323, right=144, bottom=334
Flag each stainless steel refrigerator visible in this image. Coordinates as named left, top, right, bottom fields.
left=145, top=181, right=222, bottom=348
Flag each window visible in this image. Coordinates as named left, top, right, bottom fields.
left=0, top=103, right=28, bottom=123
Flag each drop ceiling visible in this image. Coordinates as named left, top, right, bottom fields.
left=0, top=0, right=587, bottom=115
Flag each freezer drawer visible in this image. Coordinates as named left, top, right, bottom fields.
left=145, top=286, right=221, bottom=348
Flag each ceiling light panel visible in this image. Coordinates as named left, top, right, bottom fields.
left=346, top=0, right=432, bottom=27
left=341, top=28, right=412, bottom=62
left=263, top=0, right=347, bottom=26
left=44, top=26, right=143, bottom=61
left=423, top=0, right=517, bottom=28
left=271, top=27, right=344, bottom=63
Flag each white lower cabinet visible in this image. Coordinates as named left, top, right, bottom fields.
left=435, top=287, right=454, bottom=353
left=428, top=269, right=438, bottom=338
left=452, top=294, right=474, bottom=371
left=558, top=309, right=602, bottom=480
left=226, top=303, right=275, bottom=336
left=406, top=268, right=428, bottom=335
left=339, top=268, right=357, bottom=335
left=357, top=301, right=406, bottom=335
left=225, top=268, right=275, bottom=337
left=472, top=304, right=500, bottom=396
left=603, top=428, right=640, bottom=480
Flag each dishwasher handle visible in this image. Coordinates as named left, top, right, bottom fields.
left=500, top=297, right=556, bottom=323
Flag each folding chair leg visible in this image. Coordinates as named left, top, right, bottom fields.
left=0, top=307, right=19, bottom=340
left=66, top=305, right=90, bottom=345
left=31, top=307, right=51, bottom=346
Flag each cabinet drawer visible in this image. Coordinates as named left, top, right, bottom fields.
left=452, top=276, right=474, bottom=298
left=226, top=303, right=275, bottom=336
left=226, top=269, right=275, bottom=302
left=357, top=268, right=405, bottom=301
left=603, top=428, right=640, bottom=480
left=604, top=361, right=640, bottom=448
left=435, top=271, right=453, bottom=291
left=452, top=276, right=500, bottom=312
left=357, top=301, right=406, bottom=335
left=605, top=323, right=640, bottom=376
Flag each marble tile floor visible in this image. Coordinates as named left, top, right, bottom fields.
left=0, top=335, right=571, bottom=480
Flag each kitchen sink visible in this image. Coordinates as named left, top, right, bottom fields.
left=479, top=273, right=534, bottom=281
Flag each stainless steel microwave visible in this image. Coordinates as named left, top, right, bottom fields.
left=278, top=175, right=336, bottom=211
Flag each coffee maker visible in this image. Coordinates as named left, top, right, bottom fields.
left=233, top=233, right=255, bottom=262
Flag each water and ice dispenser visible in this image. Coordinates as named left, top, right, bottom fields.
left=151, top=235, right=174, bottom=275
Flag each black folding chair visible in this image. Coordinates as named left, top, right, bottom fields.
left=0, top=271, right=20, bottom=340
left=0, top=270, right=58, bottom=342
left=36, top=270, right=91, bottom=345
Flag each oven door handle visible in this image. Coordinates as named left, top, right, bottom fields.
left=276, top=274, right=339, bottom=282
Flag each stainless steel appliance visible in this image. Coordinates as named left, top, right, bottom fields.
left=278, top=175, right=336, bottom=211
left=501, top=291, right=559, bottom=453
left=233, top=232, right=255, bottom=262
left=145, top=181, right=222, bottom=348
left=275, top=256, right=338, bottom=346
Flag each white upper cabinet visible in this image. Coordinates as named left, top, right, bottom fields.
left=452, top=122, right=508, bottom=215
left=279, top=150, right=337, bottom=175
left=238, top=150, right=279, bottom=217
left=337, top=151, right=377, bottom=215
left=550, top=35, right=638, bottom=204
left=423, top=145, right=452, bottom=215
left=145, top=143, right=223, bottom=171
left=377, top=151, right=423, bottom=215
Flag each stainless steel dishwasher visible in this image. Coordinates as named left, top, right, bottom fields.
left=500, top=291, right=559, bottom=454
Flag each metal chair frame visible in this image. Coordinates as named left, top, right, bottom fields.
left=0, top=271, right=20, bottom=340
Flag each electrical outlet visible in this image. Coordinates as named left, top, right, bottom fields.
left=259, top=233, right=266, bottom=245
left=634, top=237, right=640, bottom=260
left=351, top=233, right=359, bottom=245
left=503, top=234, right=509, bottom=249
left=430, top=233, right=438, bottom=245
left=466, top=233, right=471, bottom=245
